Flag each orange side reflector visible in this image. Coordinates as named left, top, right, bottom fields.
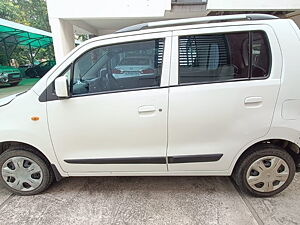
left=31, top=117, right=40, bottom=121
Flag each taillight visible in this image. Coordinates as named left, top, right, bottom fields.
left=140, top=69, right=154, bottom=74
left=112, top=69, right=123, bottom=74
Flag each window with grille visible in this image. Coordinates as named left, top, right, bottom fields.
left=178, top=31, right=270, bottom=84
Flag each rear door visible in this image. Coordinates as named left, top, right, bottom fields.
left=167, top=25, right=282, bottom=172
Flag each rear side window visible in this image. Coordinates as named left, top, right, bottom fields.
left=178, top=31, right=270, bottom=84
left=251, top=31, right=270, bottom=78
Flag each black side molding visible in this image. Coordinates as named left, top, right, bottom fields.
left=64, top=157, right=166, bottom=164
left=64, top=154, right=223, bottom=164
left=168, top=154, right=223, bottom=164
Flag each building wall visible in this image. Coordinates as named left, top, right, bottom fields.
left=47, top=0, right=174, bottom=61
left=207, top=0, right=300, bottom=10
left=290, top=14, right=300, bottom=27
left=47, top=0, right=171, bottom=19
left=47, top=0, right=300, bottom=61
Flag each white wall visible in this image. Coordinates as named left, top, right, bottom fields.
left=207, top=0, right=300, bottom=10
left=47, top=0, right=172, bottom=61
left=49, top=18, right=75, bottom=62
left=291, top=15, right=300, bottom=27
left=47, top=0, right=300, bottom=61
left=47, top=0, right=171, bottom=19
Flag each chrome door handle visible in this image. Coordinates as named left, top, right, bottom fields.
left=138, top=106, right=156, bottom=113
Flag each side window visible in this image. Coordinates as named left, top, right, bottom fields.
left=251, top=31, right=270, bottom=78
left=72, top=39, right=164, bottom=95
left=64, top=67, right=71, bottom=86
left=179, top=32, right=250, bottom=84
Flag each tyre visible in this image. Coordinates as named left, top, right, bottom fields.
left=0, top=148, right=53, bottom=195
left=10, top=82, right=20, bottom=87
left=232, top=144, right=296, bottom=197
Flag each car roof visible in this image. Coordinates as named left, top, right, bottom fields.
left=80, top=14, right=282, bottom=47
left=116, top=14, right=278, bottom=33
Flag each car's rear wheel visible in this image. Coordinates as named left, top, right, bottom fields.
left=232, top=144, right=296, bottom=197
left=0, top=148, right=53, bottom=195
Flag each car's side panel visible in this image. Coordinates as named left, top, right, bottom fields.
left=47, top=88, right=169, bottom=173
left=265, top=20, right=300, bottom=147
left=0, top=90, right=68, bottom=177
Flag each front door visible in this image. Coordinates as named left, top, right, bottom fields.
left=47, top=37, right=170, bottom=173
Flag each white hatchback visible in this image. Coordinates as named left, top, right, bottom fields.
left=1, top=14, right=300, bottom=197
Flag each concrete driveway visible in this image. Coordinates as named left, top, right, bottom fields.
left=0, top=175, right=299, bottom=225
left=1, top=79, right=299, bottom=225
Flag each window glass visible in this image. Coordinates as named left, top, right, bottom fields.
left=251, top=31, right=270, bottom=78
left=179, top=32, right=250, bottom=84
left=64, top=67, right=71, bottom=86
left=72, top=39, right=164, bottom=95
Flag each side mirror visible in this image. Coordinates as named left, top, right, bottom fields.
left=55, top=76, right=69, bottom=98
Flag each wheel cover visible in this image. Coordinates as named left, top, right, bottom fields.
left=246, top=156, right=290, bottom=193
left=1, top=157, right=43, bottom=192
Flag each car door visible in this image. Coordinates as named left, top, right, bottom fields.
left=47, top=33, right=172, bottom=173
left=167, top=25, right=282, bottom=172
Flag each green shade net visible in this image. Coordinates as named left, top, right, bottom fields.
left=0, top=21, right=52, bottom=48
left=0, top=18, right=53, bottom=65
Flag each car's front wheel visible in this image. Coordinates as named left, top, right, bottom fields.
left=0, top=148, right=53, bottom=195
left=233, top=144, right=296, bottom=197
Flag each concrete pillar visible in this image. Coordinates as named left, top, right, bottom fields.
left=292, top=15, right=300, bottom=28
left=49, top=18, right=75, bottom=62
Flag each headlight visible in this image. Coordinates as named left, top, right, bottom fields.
left=0, top=73, right=8, bottom=78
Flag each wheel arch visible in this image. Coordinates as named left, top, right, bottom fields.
left=231, top=138, right=300, bottom=175
left=0, top=141, right=63, bottom=181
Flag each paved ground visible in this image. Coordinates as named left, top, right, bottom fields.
left=1, top=80, right=300, bottom=225
left=0, top=175, right=300, bottom=225
left=0, top=78, right=39, bottom=99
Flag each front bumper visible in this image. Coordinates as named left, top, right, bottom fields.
left=0, top=73, right=22, bottom=84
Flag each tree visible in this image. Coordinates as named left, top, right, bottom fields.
left=0, top=0, right=50, bottom=32
left=0, top=0, right=54, bottom=66
left=0, top=0, right=21, bottom=23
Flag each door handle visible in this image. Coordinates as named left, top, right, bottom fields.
left=244, top=97, right=263, bottom=108
left=138, top=106, right=156, bottom=113
left=244, top=97, right=263, bottom=104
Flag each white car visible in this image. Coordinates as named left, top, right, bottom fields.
left=0, top=14, right=300, bottom=197
left=112, top=57, right=155, bottom=79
